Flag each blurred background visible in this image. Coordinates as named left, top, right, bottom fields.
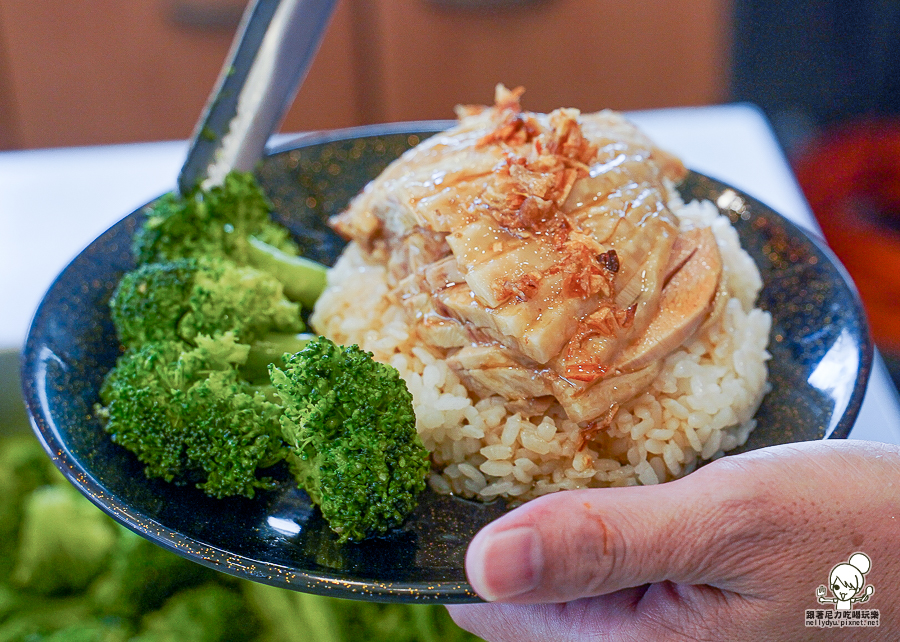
left=0, top=3, right=898, bottom=638
left=1, top=0, right=898, bottom=377
left=0, top=0, right=896, bottom=152
left=0, top=0, right=733, bottom=148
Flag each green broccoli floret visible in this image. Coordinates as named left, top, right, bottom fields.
left=89, top=526, right=218, bottom=620
left=0, top=580, right=130, bottom=641
left=0, top=435, right=59, bottom=572
left=97, top=335, right=286, bottom=498
left=243, top=580, right=481, bottom=642
left=131, top=584, right=259, bottom=642
left=0, top=596, right=115, bottom=642
left=11, top=484, right=119, bottom=595
left=0, top=434, right=485, bottom=642
left=335, top=600, right=481, bottom=642
left=134, top=171, right=297, bottom=266
left=109, top=257, right=303, bottom=350
left=269, top=337, right=429, bottom=542
left=133, top=170, right=327, bottom=307
left=240, top=331, right=315, bottom=383
left=244, top=236, right=328, bottom=309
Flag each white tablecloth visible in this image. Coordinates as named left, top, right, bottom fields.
left=2, top=103, right=899, bottom=443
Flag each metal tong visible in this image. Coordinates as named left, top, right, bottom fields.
left=177, top=0, right=338, bottom=195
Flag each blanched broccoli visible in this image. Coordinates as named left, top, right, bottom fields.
left=0, top=435, right=58, bottom=572
left=269, top=337, right=429, bottom=542
left=131, top=584, right=259, bottom=642
left=0, top=596, right=115, bottom=642
left=0, top=431, right=483, bottom=641
left=11, top=484, right=118, bottom=595
left=18, top=620, right=130, bottom=642
left=244, top=237, right=327, bottom=309
left=239, top=331, right=315, bottom=383
left=109, top=257, right=303, bottom=350
left=335, top=601, right=477, bottom=642
left=99, top=170, right=328, bottom=500
left=132, top=171, right=327, bottom=306
left=243, top=581, right=478, bottom=642
left=97, top=335, right=286, bottom=498
left=134, top=171, right=298, bottom=267
left=90, top=526, right=218, bottom=620
left=101, top=168, right=431, bottom=542
left=242, top=582, right=342, bottom=642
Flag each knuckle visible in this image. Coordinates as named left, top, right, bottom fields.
left=527, top=492, right=629, bottom=597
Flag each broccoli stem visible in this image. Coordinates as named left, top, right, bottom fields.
left=240, top=332, right=316, bottom=383
left=246, top=236, right=327, bottom=308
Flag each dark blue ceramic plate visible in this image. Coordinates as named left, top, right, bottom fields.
left=21, top=123, right=873, bottom=603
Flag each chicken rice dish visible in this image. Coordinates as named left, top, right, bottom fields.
left=312, top=86, right=772, bottom=501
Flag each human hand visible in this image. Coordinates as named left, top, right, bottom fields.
left=448, top=440, right=900, bottom=641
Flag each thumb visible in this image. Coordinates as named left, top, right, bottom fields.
left=464, top=485, right=709, bottom=603
left=463, top=443, right=821, bottom=604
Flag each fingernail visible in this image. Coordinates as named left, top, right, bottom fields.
left=467, top=526, right=543, bottom=601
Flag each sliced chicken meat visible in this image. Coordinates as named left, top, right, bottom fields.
left=446, top=344, right=553, bottom=400
left=615, top=227, right=722, bottom=373
left=330, top=85, right=722, bottom=426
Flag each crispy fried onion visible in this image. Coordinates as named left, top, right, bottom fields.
left=564, top=302, right=637, bottom=382
left=494, top=271, right=543, bottom=302
left=495, top=84, right=526, bottom=112
left=478, top=111, right=542, bottom=147
left=578, top=403, right=619, bottom=450
left=518, top=230, right=617, bottom=302
left=493, top=155, right=579, bottom=228
left=479, top=88, right=619, bottom=308
left=487, top=133, right=595, bottom=230
left=544, top=107, right=598, bottom=165
left=477, top=86, right=539, bottom=147
left=477, top=88, right=598, bottom=235
left=555, top=235, right=616, bottom=299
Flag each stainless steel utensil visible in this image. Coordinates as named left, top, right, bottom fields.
left=177, top=0, right=338, bottom=194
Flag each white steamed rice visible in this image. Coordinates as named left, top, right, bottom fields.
left=311, top=198, right=772, bottom=502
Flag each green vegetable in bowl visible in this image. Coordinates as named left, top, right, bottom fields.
left=242, top=576, right=475, bottom=642
left=134, top=171, right=298, bottom=267
left=242, top=582, right=342, bottom=642
left=0, top=599, right=128, bottom=642
left=89, top=530, right=215, bottom=622
left=270, top=337, right=430, bottom=542
left=97, top=335, right=286, bottom=499
left=0, top=434, right=59, bottom=572
left=98, top=168, right=428, bottom=538
left=244, top=236, right=327, bottom=309
left=110, top=257, right=303, bottom=350
left=133, top=170, right=327, bottom=305
left=108, top=255, right=313, bottom=381
left=131, top=584, right=260, bottom=642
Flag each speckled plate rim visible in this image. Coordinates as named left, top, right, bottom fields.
left=21, top=122, right=873, bottom=604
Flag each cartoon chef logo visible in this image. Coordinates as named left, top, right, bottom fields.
left=817, top=552, right=874, bottom=610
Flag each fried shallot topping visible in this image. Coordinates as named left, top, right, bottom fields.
left=564, top=302, right=638, bottom=381
left=495, top=271, right=543, bottom=302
